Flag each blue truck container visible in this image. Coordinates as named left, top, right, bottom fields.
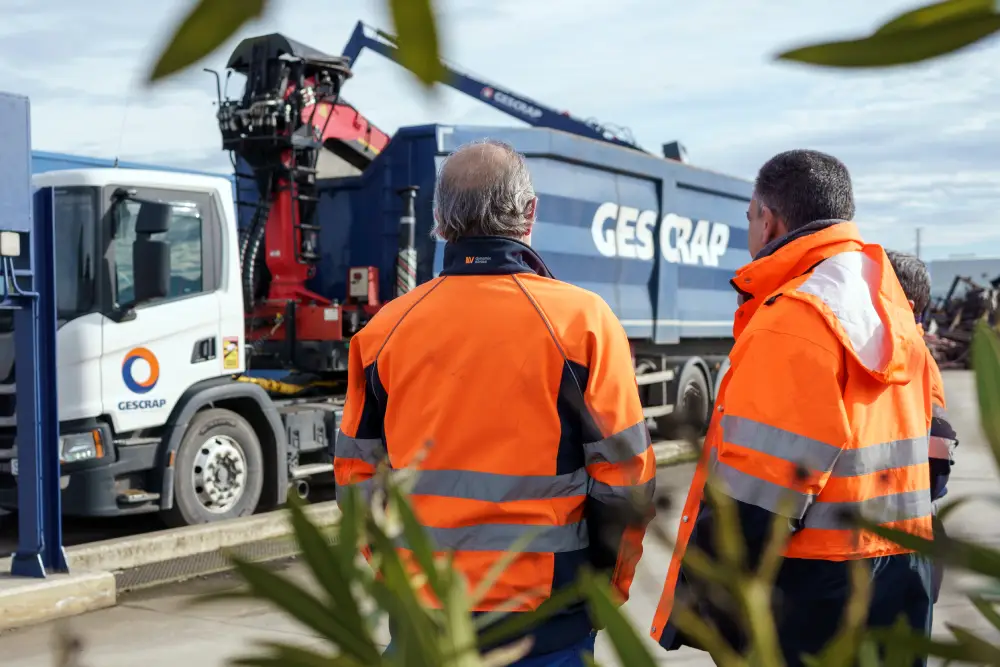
left=312, top=124, right=752, bottom=344
left=310, top=124, right=752, bottom=430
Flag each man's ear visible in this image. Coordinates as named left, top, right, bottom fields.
left=908, top=299, right=916, bottom=312
left=524, top=197, right=538, bottom=223
left=761, top=204, right=786, bottom=243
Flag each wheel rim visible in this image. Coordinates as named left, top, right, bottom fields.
left=191, top=434, right=248, bottom=514
left=680, top=380, right=709, bottom=431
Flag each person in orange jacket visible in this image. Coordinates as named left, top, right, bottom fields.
left=885, top=249, right=959, bottom=604
left=650, top=150, right=936, bottom=666
left=334, top=139, right=657, bottom=665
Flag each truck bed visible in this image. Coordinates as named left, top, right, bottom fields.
left=307, top=124, right=752, bottom=345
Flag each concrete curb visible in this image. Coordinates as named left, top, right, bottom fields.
left=0, top=445, right=692, bottom=632
left=0, top=571, right=115, bottom=631
left=0, top=503, right=341, bottom=632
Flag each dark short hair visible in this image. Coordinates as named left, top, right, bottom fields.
left=885, top=249, right=931, bottom=315
left=754, top=150, right=855, bottom=231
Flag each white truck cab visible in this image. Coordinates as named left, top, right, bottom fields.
left=0, top=169, right=322, bottom=526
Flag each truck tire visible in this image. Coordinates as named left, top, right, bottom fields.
left=655, top=364, right=711, bottom=441
left=163, top=408, right=265, bottom=527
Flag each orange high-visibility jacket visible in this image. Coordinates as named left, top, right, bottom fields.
left=651, top=221, right=934, bottom=645
left=335, top=236, right=656, bottom=657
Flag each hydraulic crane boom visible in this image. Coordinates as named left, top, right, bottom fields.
left=341, top=21, right=647, bottom=153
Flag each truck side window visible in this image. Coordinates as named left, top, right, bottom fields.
left=114, top=200, right=206, bottom=304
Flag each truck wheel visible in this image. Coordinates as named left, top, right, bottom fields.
left=655, top=365, right=711, bottom=441
left=164, top=408, right=264, bottom=527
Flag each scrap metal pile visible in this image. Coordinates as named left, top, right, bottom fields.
left=925, top=274, right=1000, bottom=368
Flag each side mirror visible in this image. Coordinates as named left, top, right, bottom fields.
left=134, top=200, right=172, bottom=235
left=133, top=238, right=170, bottom=303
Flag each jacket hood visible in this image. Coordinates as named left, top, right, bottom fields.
left=732, top=220, right=924, bottom=386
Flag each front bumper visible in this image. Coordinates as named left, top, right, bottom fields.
left=0, top=430, right=160, bottom=517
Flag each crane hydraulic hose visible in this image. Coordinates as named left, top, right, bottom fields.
left=240, top=206, right=270, bottom=313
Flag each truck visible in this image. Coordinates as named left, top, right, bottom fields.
left=0, top=22, right=751, bottom=527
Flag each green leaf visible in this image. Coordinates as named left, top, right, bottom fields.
left=230, top=642, right=364, bottom=667
left=386, top=0, right=445, bottom=87
left=774, top=14, right=1000, bottom=68
left=579, top=570, right=658, bottom=667
left=227, top=556, right=376, bottom=663
left=439, top=568, right=482, bottom=667
left=285, top=495, right=372, bottom=649
left=935, top=495, right=975, bottom=523
left=855, top=517, right=1000, bottom=579
left=365, top=519, right=444, bottom=666
left=387, top=483, right=445, bottom=600
left=970, top=595, right=1000, bottom=631
left=972, top=321, right=1000, bottom=473
left=335, top=485, right=364, bottom=572
left=876, top=0, right=994, bottom=34
left=869, top=627, right=973, bottom=663
left=469, top=527, right=543, bottom=608
left=147, top=0, right=267, bottom=84
left=857, top=639, right=882, bottom=667
left=477, top=582, right=584, bottom=648
left=480, top=637, right=533, bottom=667
left=946, top=624, right=1000, bottom=663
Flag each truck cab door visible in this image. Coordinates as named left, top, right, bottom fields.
left=100, top=185, right=225, bottom=435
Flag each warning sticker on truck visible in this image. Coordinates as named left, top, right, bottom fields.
left=223, top=337, right=240, bottom=370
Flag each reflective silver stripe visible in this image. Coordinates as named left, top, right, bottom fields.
left=929, top=435, right=957, bottom=461
left=831, top=437, right=929, bottom=477
left=335, top=431, right=386, bottom=467
left=589, top=478, right=655, bottom=506
left=583, top=421, right=651, bottom=465
left=932, top=404, right=948, bottom=420
left=795, top=251, right=888, bottom=371
left=721, top=414, right=840, bottom=473
left=409, top=469, right=589, bottom=502
left=802, top=489, right=932, bottom=530
left=707, top=452, right=813, bottom=519
left=397, top=520, right=590, bottom=553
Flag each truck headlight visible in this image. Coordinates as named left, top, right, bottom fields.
left=60, top=430, right=104, bottom=464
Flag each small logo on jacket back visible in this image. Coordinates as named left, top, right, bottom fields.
left=465, top=256, right=490, bottom=265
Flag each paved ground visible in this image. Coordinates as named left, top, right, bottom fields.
left=0, top=370, right=998, bottom=666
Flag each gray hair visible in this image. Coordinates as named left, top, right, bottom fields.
left=885, top=249, right=931, bottom=315
left=432, top=140, right=536, bottom=243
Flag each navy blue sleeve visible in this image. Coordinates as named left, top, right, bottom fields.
left=929, top=406, right=958, bottom=502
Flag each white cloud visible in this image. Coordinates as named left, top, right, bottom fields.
left=3, top=0, right=999, bottom=259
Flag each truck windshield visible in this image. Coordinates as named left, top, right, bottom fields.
left=0, top=187, right=99, bottom=333
left=54, top=187, right=98, bottom=322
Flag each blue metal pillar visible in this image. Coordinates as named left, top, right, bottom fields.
left=0, top=92, right=66, bottom=577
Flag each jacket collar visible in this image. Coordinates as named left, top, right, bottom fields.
left=440, top=236, right=555, bottom=278
left=731, top=220, right=864, bottom=334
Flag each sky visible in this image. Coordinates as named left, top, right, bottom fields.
left=1, top=0, right=997, bottom=261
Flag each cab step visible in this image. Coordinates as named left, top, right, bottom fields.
left=117, top=490, right=161, bottom=505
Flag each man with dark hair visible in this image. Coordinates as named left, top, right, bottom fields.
left=750, top=149, right=856, bottom=242
left=885, top=249, right=959, bottom=604
left=652, top=150, right=936, bottom=666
